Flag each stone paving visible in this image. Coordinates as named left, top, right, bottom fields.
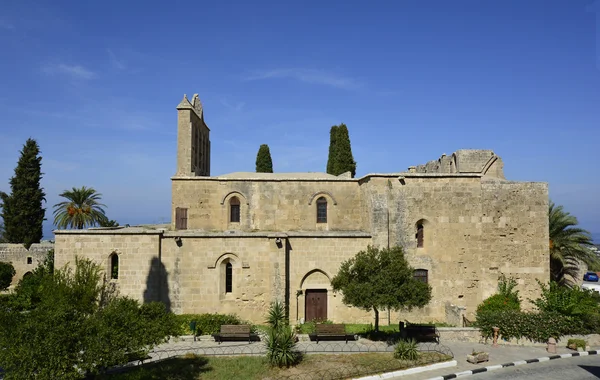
left=393, top=341, right=585, bottom=380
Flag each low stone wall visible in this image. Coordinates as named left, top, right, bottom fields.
left=438, top=327, right=600, bottom=348
left=438, top=327, right=481, bottom=343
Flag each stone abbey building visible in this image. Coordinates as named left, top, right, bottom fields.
left=55, top=94, right=550, bottom=324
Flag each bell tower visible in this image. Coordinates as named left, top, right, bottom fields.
left=176, top=93, right=210, bottom=176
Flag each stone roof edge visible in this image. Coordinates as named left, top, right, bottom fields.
left=53, top=228, right=165, bottom=235
left=399, top=173, right=483, bottom=178
left=163, top=230, right=372, bottom=238
left=170, top=173, right=402, bottom=182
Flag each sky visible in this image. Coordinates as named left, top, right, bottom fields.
left=0, top=0, right=599, bottom=241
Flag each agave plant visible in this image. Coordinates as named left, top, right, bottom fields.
left=394, top=338, right=419, bottom=360
left=266, top=300, right=287, bottom=330
left=264, top=300, right=299, bottom=367
left=265, top=325, right=299, bottom=367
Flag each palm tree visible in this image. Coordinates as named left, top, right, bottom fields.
left=53, top=186, right=108, bottom=229
left=549, top=201, right=596, bottom=286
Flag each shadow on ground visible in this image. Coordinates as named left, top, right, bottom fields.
left=579, top=365, right=600, bottom=377
left=93, top=356, right=210, bottom=380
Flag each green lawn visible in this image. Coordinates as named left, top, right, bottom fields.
left=97, top=352, right=452, bottom=380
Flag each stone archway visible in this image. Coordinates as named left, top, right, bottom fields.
left=299, top=269, right=332, bottom=322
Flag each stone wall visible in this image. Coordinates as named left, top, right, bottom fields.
left=388, top=174, right=549, bottom=322
left=171, top=175, right=364, bottom=233
left=54, top=229, right=162, bottom=305
left=0, top=242, right=53, bottom=288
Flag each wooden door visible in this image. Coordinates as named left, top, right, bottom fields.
left=305, top=289, right=327, bottom=321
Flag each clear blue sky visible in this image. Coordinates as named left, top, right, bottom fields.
left=0, top=0, right=599, bottom=241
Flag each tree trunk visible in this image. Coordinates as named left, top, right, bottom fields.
left=373, top=306, right=379, bottom=332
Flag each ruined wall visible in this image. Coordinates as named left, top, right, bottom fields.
left=383, top=174, right=549, bottom=322
left=0, top=242, right=53, bottom=288
left=171, top=177, right=364, bottom=232
left=414, top=150, right=505, bottom=179
left=54, top=230, right=162, bottom=305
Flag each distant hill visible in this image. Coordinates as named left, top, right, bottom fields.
left=593, top=233, right=600, bottom=245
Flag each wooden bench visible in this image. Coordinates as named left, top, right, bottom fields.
left=403, top=324, right=440, bottom=344
left=309, top=324, right=355, bottom=344
left=212, top=324, right=258, bottom=344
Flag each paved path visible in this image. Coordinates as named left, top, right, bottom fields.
left=474, top=354, right=599, bottom=379
left=394, top=342, right=584, bottom=380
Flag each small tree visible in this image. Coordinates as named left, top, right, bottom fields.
left=0, top=138, right=46, bottom=248
left=326, top=125, right=339, bottom=175
left=333, top=123, right=356, bottom=177
left=256, top=144, right=274, bottom=173
left=331, top=246, right=432, bottom=331
left=0, top=262, right=16, bottom=291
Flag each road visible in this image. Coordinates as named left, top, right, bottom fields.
left=472, top=355, right=600, bottom=379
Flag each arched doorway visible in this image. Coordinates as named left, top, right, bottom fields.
left=300, top=269, right=331, bottom=321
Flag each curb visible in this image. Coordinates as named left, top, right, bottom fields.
left=426, top=350, right=599, bottom=379
left=354, top=360, right=458, bottom=380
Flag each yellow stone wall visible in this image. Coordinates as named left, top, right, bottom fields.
left=171, top=178, right=364, bottom=232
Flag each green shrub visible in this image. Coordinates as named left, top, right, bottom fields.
left=476, top=310, right=584, bottom=343
left=394, top=339, right=419, bottom=360
left=567, top=338, right=587, bottom=350
left=532, top=280, right=600, bottom=317
left=174, top=313, right=245, bottom=335
left=476, top=275, right=521, bottom=315
left=0, top=262, right=16, bottom=291
left=476, top=294, right=521, bottom=315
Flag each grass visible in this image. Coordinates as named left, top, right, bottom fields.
left=97, top=352, right=452, bottom=380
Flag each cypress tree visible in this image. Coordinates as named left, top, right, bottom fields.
left=326, top=125, right=339, bottom=175
left=0, top=138, right=46, bottom=248
left=255, top=144, right=274, bottom=173
left=332, top=123, right=356, bottom=177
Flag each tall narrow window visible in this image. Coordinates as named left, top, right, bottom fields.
left=110, top=254, right=119, bottom=280
left=230, top=197, right=240, bottom=223
left=416, top=223, right=424, bottom=248
left=316, top=197, right=327, bottom=223
left=175, top=207, right=188, bottom=230
left=414, top=269, right=428, bottom=284
left=225, top=262, right=233, bottom=293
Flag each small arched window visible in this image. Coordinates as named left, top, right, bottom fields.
left=225, top=262, right=233, bottom=293
left=416, top=223, right=424, bottom=248
left=414, top=269, right=428, bottom=284
left=230, top=197, right=240, bottom=223
left=316, top=197, right=327, bottom=223
left=110, top=253, right=119, bottom=280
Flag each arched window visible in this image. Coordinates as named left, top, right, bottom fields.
left=110, top=253, right=119, bottom=280
left=225, top=262, right=233, bottom=293
left=416, top=223, right=424, bottom=248
left=230, top=197, right=240, bottom=223
left=414, top=269, right=428, bottom=284
left=316, top=197, right=327, bottom=223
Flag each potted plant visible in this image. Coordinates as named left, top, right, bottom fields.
left=467, top=349, right=489, bottom=364
left=567, top=338, right=586, bottom=351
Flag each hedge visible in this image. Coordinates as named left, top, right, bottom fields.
left=476, top=310, right=587, bottom=343
left=174, top=313, right=246, bottom=335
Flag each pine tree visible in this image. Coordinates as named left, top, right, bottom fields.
left=326, top=125, right=339, bottom=175
left=332, top=123, right=356, bottom=177
left=255, top=144, right=274, bottom=173
left=0, top=138, right=46, bottom=248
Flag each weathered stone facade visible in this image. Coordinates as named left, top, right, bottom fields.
left=0, top=242, right=53, bottom=288
left=54, top=94, right=550, bottom=324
